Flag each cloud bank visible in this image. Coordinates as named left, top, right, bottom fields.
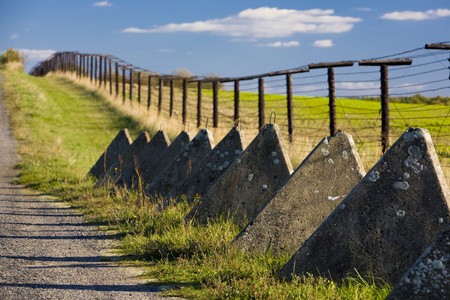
left=381, top=8, right=450, bottom=21
left=122, top=7, right=361, bottom=39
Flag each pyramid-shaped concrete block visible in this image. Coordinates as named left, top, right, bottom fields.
left=116, top=130, right=171, bottom=189
left=385, top=223, right=450, bottom=299
left=95, top=131, right=150, bottom=187
left=164, top=126, right=246, bottom=204
left=233, top=131, right=365, bottom=255
left=279, top=128, right=450, bottom=285
left=145, top=129, right=215, bottom=198
left=88, top=128, right=132, bottom=179
left=185, top=123, right=294, bottom=225
left=140, top=131, right=191, bottom=188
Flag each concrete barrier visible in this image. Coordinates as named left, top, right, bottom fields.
left=140, top=131, right=191, bottom=189
left=95, top=131, right=150, bottom=187
left=233, top=131, right=365, bottom=255
left=145, top=129, right=215, bottom=198
left=88, top=129, right=132, bottom=179
left=185, top=123, right=293, bottom=225
left=164, top=126, right=246, bottom=204
left=279, top=128, right=450, bottom=285
left=116, top=130, right=170, bottom=189
left=385, top=223, right=450, bottom=299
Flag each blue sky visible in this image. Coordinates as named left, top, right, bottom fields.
left=1, top=0, right=449, bottom=96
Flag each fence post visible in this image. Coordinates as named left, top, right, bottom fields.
left=137, top=72, right=141, bottom=105
left=328, top=67, right=336, bottom=136
left=182, top=79, right=187, bottom=125
left=109, top=58, right=112, bottom=95
left=147, top=75, right=152, bottom=109
left=98, top=56, right=102, bottom=87
left=234, top=80, right=240, bottom=123
left=258, top=77, right=265, bottom=130
left=197, top=81, right=202, bottom=127
left=122, top=67, right=126, bottom=104
left=286, top=74, right=294, bottom=142
left=129, top=69, right=133, bottom=103
left=213, top=81, right=219, bottom=128
left=103, top=56, right=107, bottom=87
left=158, top=78, right=163, bottom=115
left=90, top=56, right=94, bottom=82
left=359, top=58, right=412, bottom=153
left=94, top=56, right=98, bottom=84
left=115, top=62, right=119, bottom=97
left=169, top=79, right=174, bottom=117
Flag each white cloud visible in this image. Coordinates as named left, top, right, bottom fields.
left=122, top=7, right=362, bottom=39
left=19, top=49, right=56, bottom=61
left=10, top=33, right=19, bottom=40
left=313, top=39, right=334, bottom=47
left=257, top=41, right=299, bottom=47
left=356, top=8, right=372, bottom=12
left=380, top=8, right=450, bottom=21
left=93, top=1, right=112, bottom=7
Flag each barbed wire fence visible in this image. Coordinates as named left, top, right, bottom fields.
left=29, top=42, right=450, bottom=172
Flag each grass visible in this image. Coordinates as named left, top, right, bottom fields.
left=0, top=68, right=403, bottom=299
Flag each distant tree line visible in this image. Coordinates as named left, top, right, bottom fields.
left=361, top=94, right=450, bottom=106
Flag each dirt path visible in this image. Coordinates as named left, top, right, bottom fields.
left=0, top=75, right=167, bottom=299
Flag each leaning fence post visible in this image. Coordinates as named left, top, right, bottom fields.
left=258, top=77, right=265, bottom=130
left=359, top=58, right=412, bottom=153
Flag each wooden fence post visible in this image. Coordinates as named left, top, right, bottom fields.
left=122, top=67, right=126, bottom=104
left=90, top=56, right=94, bottom=82
left=137, top=72, right=141, bottom=105
left=129, top=69, right=133, bottom=103
left=182, top=79, right=187, bottom=125
left=98, top=56, right=102, bottom=87
left=115, top=62, right=119, bottom=97
left=213, top=81, right=219, bottom=128
left=94, top=56, right=98, bottom=84
left=197, top=81, right=202, bottom=127
left=258, top=77, right=265, bottom=130
left=109, top=59, right=112, bottom=95
left=103, top=56, right=107, bottom=87
left=234, top=80, right=240, bottom=123
left=286, top=74, right=294, bottom=142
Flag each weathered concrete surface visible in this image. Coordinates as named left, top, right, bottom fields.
left=185, top=124, right=294, bottom=225
left=279, top=128, right=450, bottom=286
left=95, top=132, right=150, bottom=187
left=88, top=129, right=132, bottom=179
left=233, top=131, right=365, bottom=255
left=386, top=223, right=450, bottom=300
left=164, top=126, right=246, bottom=204
left=145, top=129, right=215, bottom=198
left=116, top=130, right=170, bottom=189
left=140, top=131, right=191, bottom=189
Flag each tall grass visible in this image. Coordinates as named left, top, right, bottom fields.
left=1, top=69, right=394, bottom=299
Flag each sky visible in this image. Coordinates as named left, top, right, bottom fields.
left=1, top=0, right=449, bottom=96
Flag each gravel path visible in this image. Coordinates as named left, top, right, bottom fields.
left=0, top=75, right=168, bottom=299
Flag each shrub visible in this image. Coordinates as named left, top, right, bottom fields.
left=0, top=48, right=25, bottom=70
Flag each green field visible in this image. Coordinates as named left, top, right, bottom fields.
left=5, top=67, right=450, bottom=298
